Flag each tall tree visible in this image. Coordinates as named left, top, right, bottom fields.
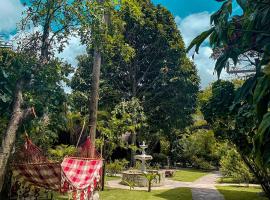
left=71, top=0, right=199, bottom=161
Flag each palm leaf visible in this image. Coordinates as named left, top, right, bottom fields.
left=186, top=28, right=214, bottom=53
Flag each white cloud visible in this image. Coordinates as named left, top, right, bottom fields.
left=56, top=35, right=86, bottom=67
left=190, top=46, right=217, bottom=88
left=175, top=12, right=219, bottom=88
left=175, top=12, right=211, bottom=47
left=0, top=0, right=24, bottom=33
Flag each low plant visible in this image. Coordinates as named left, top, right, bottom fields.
left=142, top=172, right=160, bottom=192
left=122, top=180, right=136, bottom=191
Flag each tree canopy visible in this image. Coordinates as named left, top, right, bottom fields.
left=71, top=0, right=199, bottom=140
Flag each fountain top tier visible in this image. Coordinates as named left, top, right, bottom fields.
left=139, top=141, right=149, bottom=156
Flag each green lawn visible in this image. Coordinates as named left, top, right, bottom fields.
left=100, top=188, right=192, bottom=200
left=217, top=186, right=268, bottom=200
left=171, top=169, right=209, bottom=182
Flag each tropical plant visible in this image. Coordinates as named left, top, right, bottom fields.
left=122, top=180, right=136, bottom=191
left=142, top=172, right=161, bottom=192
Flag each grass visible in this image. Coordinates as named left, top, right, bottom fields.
left=217, top=186, right=268, bottom=200
left=171, top=169, right=209, bottom=182
left=100, top=187, right=192, bottom=200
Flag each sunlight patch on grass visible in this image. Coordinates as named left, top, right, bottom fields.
left=171, top=169, right=209, bottom=182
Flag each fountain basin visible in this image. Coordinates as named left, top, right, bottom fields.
left=121, top=170, right=165, bottom=187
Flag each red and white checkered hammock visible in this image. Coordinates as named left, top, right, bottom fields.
left=12, top=136, right=103, bottom=200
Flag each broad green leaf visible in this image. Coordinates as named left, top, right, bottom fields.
left=257, top=112, right=270, bottom=144
left=234, top=76, right=256, bottom=103
left=253, top=75, right=270, bottom=104
left=187, top=28, right=214, bottom=53
left=215, top=54, right=228, bottom=78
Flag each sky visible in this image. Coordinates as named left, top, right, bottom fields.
left=0, top=0, right=240, bottom=88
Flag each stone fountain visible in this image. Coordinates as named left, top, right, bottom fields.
left=121, top=141, right=165, bottom=187
left=134, top=141, right=153, bottom=172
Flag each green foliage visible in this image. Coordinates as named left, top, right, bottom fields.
left=48, top=145, right=77, bottom=161
left=110, top=98, right=147, bottom=134
left=122, top=180, right=136, bottom=191
left=201, top=80, right=235, bottom=139
left=220, top=148, right=254, bottom=184
left=152, top=153, right=167, bottom=168
left=106, top=159, right=129, bottom=176
left=188, top=0, right=270, bottom=170
left=0, top=48, right=71, bottom=148
left=71, top=0, right=199, bottom=143
left=178, top=129, right=219, bottom=170
left=201, top=80, right=235, bottom=125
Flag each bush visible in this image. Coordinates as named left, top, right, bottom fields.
left=48, top=144, right=77, bottom=161
left=106, top=159, right=129, bottom=176
left=191, top=156, right=215, bottom=170
left=178, top=129, right=219, bottom=170
left=220, top=148, right=254, bottom=184
left=152, top=153, right=168, bottom=167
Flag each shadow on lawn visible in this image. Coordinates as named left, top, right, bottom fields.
left=218, top=186, right=268, bottom=200
left=154, top=188, right=192, bottom=200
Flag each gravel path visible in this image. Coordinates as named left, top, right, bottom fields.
left=191, top=171, right=224, bottom=200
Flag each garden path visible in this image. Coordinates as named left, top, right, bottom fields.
left=191, top=171, right=224, bottom=200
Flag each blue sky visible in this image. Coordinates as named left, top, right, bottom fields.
left=153, top=0, right=221, bottom=17
left=0, top=0, right=240, bottom=88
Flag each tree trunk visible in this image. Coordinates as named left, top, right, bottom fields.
left=241, top=154, right=270, bottom=198
left=89, top=0, right=107, bottom=156
left=0, top=80, right=24, bottom=192
left=89, top=49, right=102, bottom=157
left=148, top=181, right=151, bottom=192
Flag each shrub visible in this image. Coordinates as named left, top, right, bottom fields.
left=48, top=144, right=77, bottom=161
left=191, top=156, right=215, bottom=170
left=178, top=129, right=219, bottom=170
left=152, top=153, right=168, bottom=167
left=106, top=159, right=129, bottom=176
left=220, top=148, right=254, bottom=184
